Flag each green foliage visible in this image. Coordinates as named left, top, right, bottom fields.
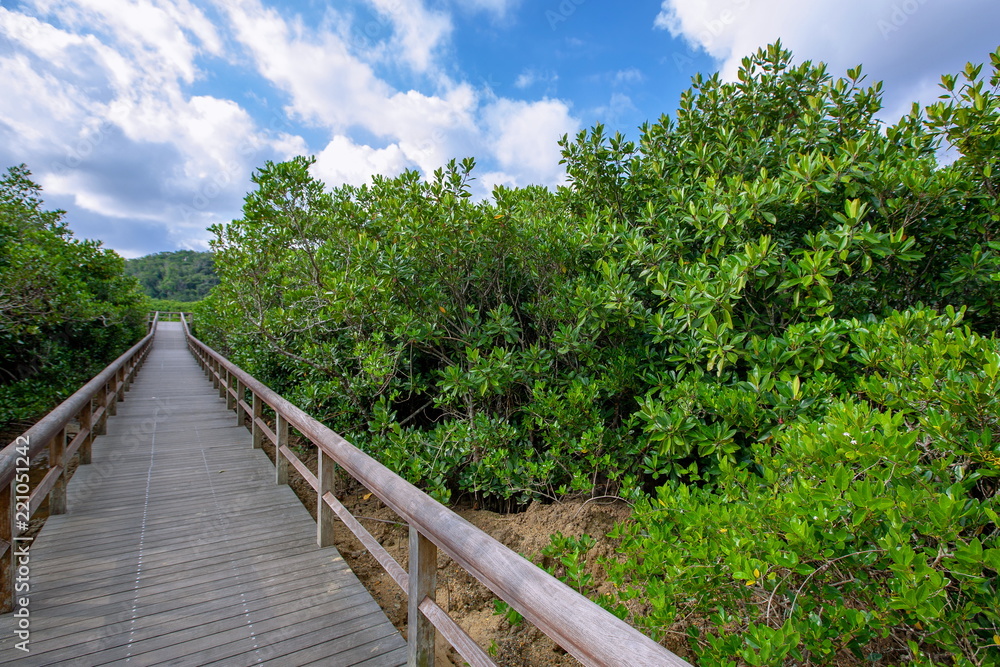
left=147, top=297, right=199, bottom=313
left=126, top=249, right=218, bottom=301
left=0, top=164, right=146, bottom=426
left=201, top=154, right=642, bottom=504
left=608, top=308, right=999, bottom=664
left=202, top=44, right=1000, bottom=662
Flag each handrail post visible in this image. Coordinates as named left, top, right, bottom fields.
left=219, top=368, right=228, bottom=400
left=235, top=379, right=245, bottom=426
left=116, top=367, right=125, bottom=402
left=317, top=449, right=336, bottom=547
left=251, top=394, right=263, bottom=449
left=408, top=527, right=437, bottom=667
left=225, top=370, right=235, bottom=409
left=94, top=396, right=106, bottom=436
left=122, top=361, right=132, bottom=393
left=106, top=377, right=118, bottom=417
left=275, top=414, right=289, bottom=485
left=49, top=428, right=67, bottom=515
left=79, top=401, right=93, bottom=465
left=0, top=481, right=13, bottom=613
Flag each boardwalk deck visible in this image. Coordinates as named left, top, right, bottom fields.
left=0, top=322, right=407, bottom=666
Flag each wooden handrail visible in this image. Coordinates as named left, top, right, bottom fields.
left=0, top=319, right=156, bottom=611
left=150, top=310, right=192, bottom=324
left=180, top=315, right=689, bottom=667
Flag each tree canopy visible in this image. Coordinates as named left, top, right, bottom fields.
left=126, top=249, right=218, bottom=302
left=198, top=44, right=1000, bottom=664
left=0, top=164, right=146, bottom=427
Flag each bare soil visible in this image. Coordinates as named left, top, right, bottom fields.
left=255, top=431, right=695, bottom=666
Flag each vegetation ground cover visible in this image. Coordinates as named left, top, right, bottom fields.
left=198, top=44, right=1000, bottom=664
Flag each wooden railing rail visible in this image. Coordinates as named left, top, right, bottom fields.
left=181, top=315, right=689, bottom=667
left=0, top=316, right=157, bottom=612
left=149, top=310, right=191, bottom=325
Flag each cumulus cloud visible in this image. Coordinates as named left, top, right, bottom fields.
left=614, top=68, right=643, bottom=85
left=0, top=0, right=300, bottom=250
left=225, top=0, right=575, bottom=186
left=482, top=98, right=578, bottom=186
left=365, top=0, right=452, bottom=74
left=0, top=0, right=581, bottom=254
left=655, top=0, right=1000, bottom=121
left=313, top=135, right=409, bottom=187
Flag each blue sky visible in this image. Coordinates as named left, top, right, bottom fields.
left=0, top=0, right=997, bottom=258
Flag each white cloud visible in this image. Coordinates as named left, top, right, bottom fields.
left=482, top=98, right=578, bottom=187
left=365, top=0, right=452, bottom=74
left=225, top=0, right=568, bottom=184
left=655, top=0, right=1000, bottom=120
left=514, top=68, right=558, bottom=90
left=0, top=0, right=581, bottom=255
left=615, top=68, right=643, bottom=85
left=313, top=135, right=409, bottom=187
left=593, top=92, right=637, bottom=127
left=455, top=0, right=521, bottom=19
left=0, top=0, right=303, bottom=253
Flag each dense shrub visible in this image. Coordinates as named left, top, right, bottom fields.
left=0, top=165, right=146, bottom=427
left=200, top=43, right=1000, bottom=662
left=126, top=250, right=218, bottom=301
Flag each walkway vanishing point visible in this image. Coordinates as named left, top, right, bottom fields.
left=0, top=314, right=688, bottom=667
left=0, top=321, right=407, bottom=666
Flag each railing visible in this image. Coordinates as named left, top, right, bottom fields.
left=149, top=310, right=191, bottom=326
left=181, top=314, right=689, bottom=667
left=0, top=314, right=157, bottom=612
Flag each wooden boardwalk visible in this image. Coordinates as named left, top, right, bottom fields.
left=0, top=322, right=407, bottom=666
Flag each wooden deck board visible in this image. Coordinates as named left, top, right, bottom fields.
left=0, top=322, right=406, bottom=666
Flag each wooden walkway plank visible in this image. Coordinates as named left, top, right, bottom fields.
left=0, top=322, right=406, bottom=666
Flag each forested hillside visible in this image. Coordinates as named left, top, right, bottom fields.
left=198, top=44, right=1000, bottom=664
left=126, top=249, right=218, bottom=301
left=0, top=165, right=147, bottom=427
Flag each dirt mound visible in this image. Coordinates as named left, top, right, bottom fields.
left=264, top=438, right=648, bottom=666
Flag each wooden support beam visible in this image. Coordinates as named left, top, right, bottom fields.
left=408, top=527, right=437, bottom=667
left=0, top=482, right=12, bottom=613
left=236, top=379, right=246, bottom=427
left=79, top=402, right=93, bottom=465
left=49, top=428, right=66, bottom=515
left=251, top=394, right=262, bottom=449
left=317, top=448, right=336, bottom=547
left=106, top=377, right=118, bottom=417
left=276, top=414, right=289, bottom=485
left=225, top=370, right=235, bottom=409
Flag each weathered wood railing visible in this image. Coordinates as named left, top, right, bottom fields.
left=0, top=314, right=157, bottom=612
left=148, top=310, right=190, bottom=326
left=181, top=314, right=689, bottom=667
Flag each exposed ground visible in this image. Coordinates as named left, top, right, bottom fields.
left=255, top=433, right=694, bottom=666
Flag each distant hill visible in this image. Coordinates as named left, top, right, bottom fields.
left=126, top=250, right=218, bottom=302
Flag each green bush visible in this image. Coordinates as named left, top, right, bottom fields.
left=195, top=42, right=1000, bottom=662
left=147, top=297, right=199, bottom=314
left=607, top=308, right=999, bottom=664
left=0, top=165, right=146, bottom=427
left=126, top=250, right=217, bottom=301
